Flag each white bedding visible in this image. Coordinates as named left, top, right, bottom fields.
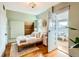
left=16, top=32, right=43, bottom=46
left=16, top=35, right=42, bottom=46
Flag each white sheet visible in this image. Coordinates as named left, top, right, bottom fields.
left=16, top=32, right=43, bottom=46
left=16, top=35, right=36, bottom=45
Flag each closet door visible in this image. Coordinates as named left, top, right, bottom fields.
left=10, top=21, right=24, bottom=39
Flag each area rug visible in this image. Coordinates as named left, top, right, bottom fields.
left=10, top=43, right=39, bottom=57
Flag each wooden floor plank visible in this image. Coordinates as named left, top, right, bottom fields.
left=4, top=43, right=11, bottom=57
left=4, top=43, right=69, bottom=57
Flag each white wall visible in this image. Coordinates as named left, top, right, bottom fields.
left=69, top=3, right=79, bottom=47
left=0, top=3, right=8, bottom=56
left=6, top=10, right=36, bottom=42
left=37, top=8, right=50, bottom=33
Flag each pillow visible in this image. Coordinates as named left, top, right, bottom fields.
left=31, top=33, right=35, bottom=37
left=31, top=32, right=37, bottom=37
left=36, top=32, right=40, bottom=38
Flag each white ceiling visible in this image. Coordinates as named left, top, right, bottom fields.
left=4, top=2, right=59, bottom=15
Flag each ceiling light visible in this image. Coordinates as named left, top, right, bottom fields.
left=29, top=2, right=36, bottom=8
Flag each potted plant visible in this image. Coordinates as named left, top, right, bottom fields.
left=75, top=37, right=79, bottom=44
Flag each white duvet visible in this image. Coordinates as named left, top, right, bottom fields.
left=16, top=35, right=39, bottom=46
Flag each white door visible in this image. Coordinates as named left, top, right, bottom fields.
left=56, top=10, right=69, bottom=54
left=48, top=14, right=57, bottom=52
left=9, top=21, right=24, bottom=39
left=0, top=3, right=8, bottom=56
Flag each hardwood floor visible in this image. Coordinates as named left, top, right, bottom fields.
left=21, top=45, right=48, bottom=57
left=58, top=40, right=68, bottom=54
left=4, top=43, right=11, bottom=57
left=4, top=43, right=69, bottom=57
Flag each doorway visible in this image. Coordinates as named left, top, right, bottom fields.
left=48, top=9, right=69, bottom=54
left=56, top=10, right=69, bottom=54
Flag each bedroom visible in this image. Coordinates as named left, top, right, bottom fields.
left=3, top=2, right=49, bottom=57
left=0, top=2, right=70, bottom=57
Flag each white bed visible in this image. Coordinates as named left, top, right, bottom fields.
left=16, top=32, right=43, bottom=46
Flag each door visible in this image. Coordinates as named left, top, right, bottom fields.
left=56, top=10, right=69, bottom=54
left=48, top=14, right=57, bottom=52
left=0, top=3, right=8, bottom=56
left=9, top=21, right=24, bottom=40
left=0, top=3, right=8, bottom=44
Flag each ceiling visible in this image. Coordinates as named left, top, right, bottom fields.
left=4, top=2, right=59, bottom=15
left=6, top=10, right=37, bottom=22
